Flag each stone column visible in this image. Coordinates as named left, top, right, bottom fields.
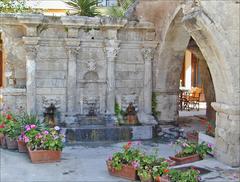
left=66, top=46, right=79, bottom=114
left=23, top=37, right=39, bottom=114
left=142, top=48, right=155, bottom=114
left=212, top=102, right=240, bottom=167
left=105, top=40, right=120, bottom=114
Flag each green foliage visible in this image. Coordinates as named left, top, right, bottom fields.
left=65, top=0, right=101, bottom=17
left=0, top=0, right=33, bottom=13
left=18, top=113, right=46, bottom=131
left=106, top=0, right=135, bottom=18
left=169, top=169, right=200, bottom=182
left=174, top=139, right=212, bottom=159
left=152, top=92, right=160, bottom=116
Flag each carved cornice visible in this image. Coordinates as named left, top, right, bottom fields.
left=211, top=102, right=240, bottom=115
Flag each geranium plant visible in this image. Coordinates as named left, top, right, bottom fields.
left=107, top=141, right=143, bottom=171
left=174, top=139, right=212, bottom=159
left=23, top=125, right=64, bottom=151
left=205, top=120, right=215, bottom=137
left=168, top=168, right=201, bottom=182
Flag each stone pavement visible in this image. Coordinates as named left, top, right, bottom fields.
left=0, top=141, right=239, bottom=182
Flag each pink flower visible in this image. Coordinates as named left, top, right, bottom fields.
left=43, top=130, right=49, bottom=135
left=35, top=133, right=42, bottom=139
left=30, top=124, right=36, bottom=129
left=131, top=161, right=140, bottom=169
left=23, top=136, right=29, bottom=143
left=182, top=143, right=189, bottom=147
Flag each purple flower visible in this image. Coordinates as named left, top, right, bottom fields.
left=25, top=125, right=31, bottom=131
left=43, top=130, right=49, bottom=135
left=208, top=143, right=213, bottom=148
left=54, top=126, right=60, bottom=131
left=131, top=161, right=140, bottom=169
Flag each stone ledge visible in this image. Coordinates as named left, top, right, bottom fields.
left=1, top=88, right=26, bottom=96
left=211, top=102, right=240, bottom=115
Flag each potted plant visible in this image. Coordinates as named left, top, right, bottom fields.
left=198, top=120, right=215, bottom=155
left=168, top=168, right=201, bottom=182
left=17, top=114, right=45, bottom=153
left=3, top=113, right=21, bottom=149
left=0, top=114, right=7, bottom=148
left=24, top=125, right=64, bottom=163
left=106, top=141, right=142, bottom=180
left=169, top=139, right=212, bottom=165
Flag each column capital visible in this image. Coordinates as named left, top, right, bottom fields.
left=211, top=102, right=240, bottom=115
left=141, top=47, right=155, bottom=62
left=104, top=40, right=120, bottom=59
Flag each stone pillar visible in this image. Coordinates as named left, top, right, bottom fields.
left=212, top=102, right=240, bottom=167
left=141, top=48, right=155, bottom=114
left=105, top=40, right=120, bottom=114
left=65, top=42, right=79, bottom=115
left=23, top=37, right=39, bottom=114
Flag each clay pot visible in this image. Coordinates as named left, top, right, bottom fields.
left=139, top=175, right=153, bottom=182
left=155, top=176, right=170, bottom=182
left=28, top=147, right=61, bottom=163
left=17, top=140, right=27, bottom=153
left=5, top=135, right=18, bottom=150
left=169, top=154, right=200, bottom=165
left=106, top=161, right=138, bottom=181
left=0, top=134, right=7, bottom=148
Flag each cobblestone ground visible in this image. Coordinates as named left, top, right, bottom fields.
left=1, top=141, right=239, bottom=182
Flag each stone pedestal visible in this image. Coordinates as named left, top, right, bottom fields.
left=212, top=102, right=240, bottom=167
left=105, top=40, right=120, bottom=114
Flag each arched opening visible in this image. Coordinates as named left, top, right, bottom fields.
left=154, top=7, right=238, bottom=166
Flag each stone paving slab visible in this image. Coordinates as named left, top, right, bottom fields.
left=0, top=141, right=239, bottom=182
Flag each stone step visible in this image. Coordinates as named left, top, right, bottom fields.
left=63, top=125, right=156, bottom=142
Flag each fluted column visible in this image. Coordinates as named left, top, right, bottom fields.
left=105, top=40, right=120, bottom=114
left=142, top=48, right=155, bottom=114
left=66, top=45, right=79, bottom=114
left=23, top=37, right=39, bottom=114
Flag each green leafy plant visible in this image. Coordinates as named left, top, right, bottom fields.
left=106, top=0, right=135, bottom=18
left=152, top=92, right=160, bottom=117
left=205, top=120, right=215, bottom=137
left=107, top=141, right=143, bottom=170
left=0, top=0, right=34, bottom=13
left=174, top=139, right=212, bottom=159
left=65, top=0, right=101, bottom=17
left=169, top=168, right=200, bottom=182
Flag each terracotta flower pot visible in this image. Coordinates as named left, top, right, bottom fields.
left=106, top=161, right=138, bottom=181
left=28, top=147, right=61, bottom=163
left=169, top=154, right=200, bottom=165
left=139, top=175, right=153, bottom=182
left=17, top=140, right=27, bottom=153
left=165, top=159, right=176, bottom=166
left=155, top=176, right=170, bottom=182
left=0, top=134, right=7, bottom=149
left=5, top=136, right=18, bottom=150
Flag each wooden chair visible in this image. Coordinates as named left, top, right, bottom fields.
left=187, top=87, right=202, bottom=110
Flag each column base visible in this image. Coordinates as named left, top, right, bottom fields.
left=137, top=112, right=158, bottom=125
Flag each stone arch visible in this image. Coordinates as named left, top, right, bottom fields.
left=83, top=71, right=99, bottom=81
left=153, top=5, right=239, bottom=166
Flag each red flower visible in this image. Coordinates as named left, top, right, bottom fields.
left=163, top=169, right=169, bottom=174
left=123, top=141, right=132, bottom=150
left=6, top=114, right=12, bottom=120
left=0, top=124, right=4, bottom=128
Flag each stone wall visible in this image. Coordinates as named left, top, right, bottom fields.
left=0, top=14, right=157, bottom=124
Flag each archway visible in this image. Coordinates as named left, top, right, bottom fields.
left=152, top=6, right=239, bottom=166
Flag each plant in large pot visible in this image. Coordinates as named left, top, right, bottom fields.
left=0, top=113, right=6, bottom=147
left=3, top=113, right=21, bottom=149
left=17, top=114, right=45, bottom=153
left=169, top=139, right=212, bottom=165
left=24, top=125, right=64, bottom=163
left=106, top=141, right=142, bottom=180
